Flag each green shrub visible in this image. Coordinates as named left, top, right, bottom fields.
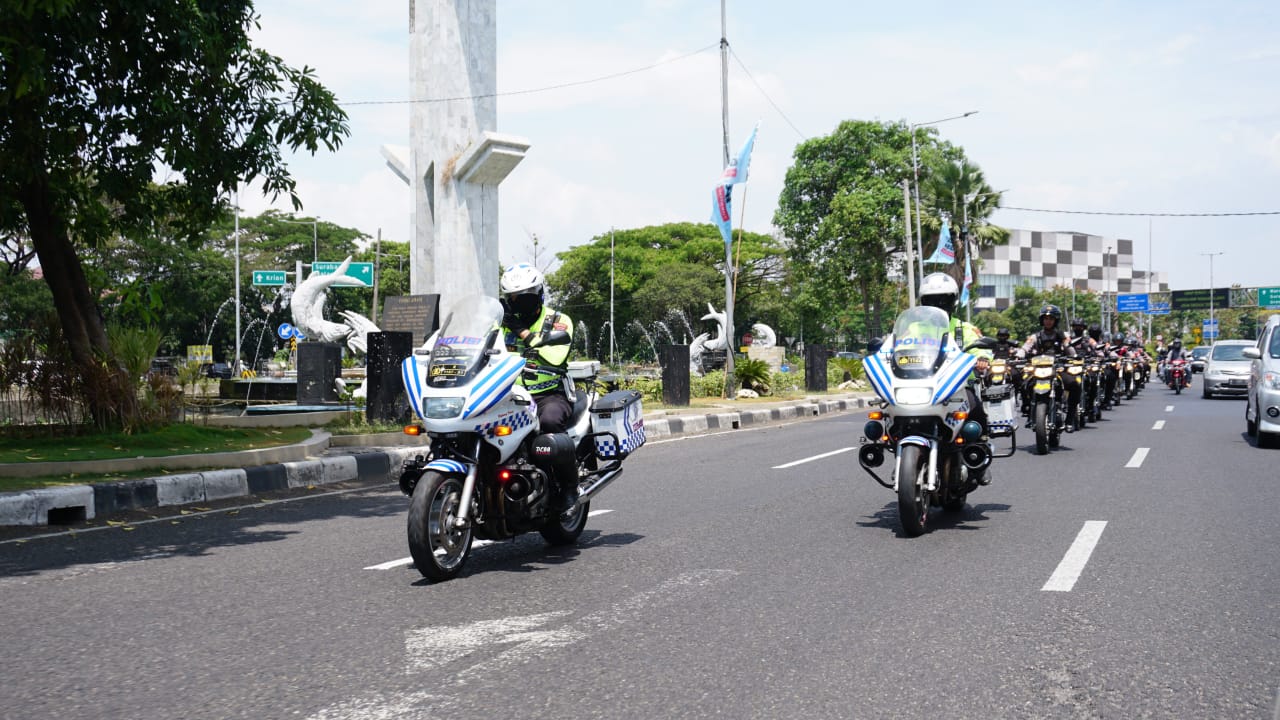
left=734, top=358, right=772, bottom=394
left=693, top=370, right=726, bottom=398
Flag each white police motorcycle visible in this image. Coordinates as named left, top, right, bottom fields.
left=398, top=295, right=645, bottom=581
left=857, top=306, right=997, bottom=536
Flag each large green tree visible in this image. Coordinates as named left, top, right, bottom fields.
left=0, top=1, right=348, bottom=426
left=774, top=120, right=922, bottom=342
left=548, top=223, right=787, bottom=362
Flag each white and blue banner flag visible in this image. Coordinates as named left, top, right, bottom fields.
left=925, top=218, right=956, bottom=265
left=711, top=123, right=759, bottom=245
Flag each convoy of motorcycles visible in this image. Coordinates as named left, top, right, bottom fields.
left=858, top=308, right=1162, bottom=537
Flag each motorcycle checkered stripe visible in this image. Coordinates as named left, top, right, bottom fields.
left=425, top=459, right=467, bottom=475
left=473, top=407, right=537, bottom=437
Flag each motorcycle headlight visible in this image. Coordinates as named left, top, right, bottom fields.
left=424, top=396, right=465, bottom=419
left=1034, top=366, right=1055, bottom=379
left=894, top=387, right=932, bottom=405
left=1068, top=366, right=1083, bottom=375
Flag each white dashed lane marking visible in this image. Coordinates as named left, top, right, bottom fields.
left=1125, top=448, right=1150, bottom=468
left=1152, top=420, right=1165, bottom=430
left=772, top=447, right=856, bottom=469
left=1042, top=521, right=1108, bottom=592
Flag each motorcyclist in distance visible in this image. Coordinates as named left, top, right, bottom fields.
left=992, top=328, right=1022, bottom=360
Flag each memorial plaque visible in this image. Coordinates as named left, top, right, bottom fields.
left=366, top=332, right=414, bottom=423
left=659, top=345, right=690, bottom=407
left=804, top=344, right=829, bottom=393
left=380, top=294, right=440, bottom=346
left=297, top=343, right=343, bottom=404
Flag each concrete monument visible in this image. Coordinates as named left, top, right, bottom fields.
left=382, top=0, right=530, bottom=303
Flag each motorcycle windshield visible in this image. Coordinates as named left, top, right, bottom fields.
left=427, top=295, right=504, bottom=388
left=890, top=306, right=951, bottom=379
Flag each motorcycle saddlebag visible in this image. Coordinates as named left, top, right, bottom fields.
left=589, top=389, right=646, bottom=459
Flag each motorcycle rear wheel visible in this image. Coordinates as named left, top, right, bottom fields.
left=1034, top=403, right=1049, bottom=455
left=896, top=445, right=929, bottom=537
left=540, top=499, right=590, bottom=545
left=407, top=471, right=473, bottom=582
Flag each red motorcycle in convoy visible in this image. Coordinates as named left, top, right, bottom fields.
left=1167, top=358, right=1191, bottom=394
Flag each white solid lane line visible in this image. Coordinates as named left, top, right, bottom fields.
left=1165, top=405, right=1174, bottom=412
left=1152, top=420, right=1166, bottom=430
left=364, top=509, right=614, bottom=570
left=1125, top=447, right=1150, bottom=468
left=1042, top=521, right=1108, bottom=592
left=772, top=447, right=856, bottom=469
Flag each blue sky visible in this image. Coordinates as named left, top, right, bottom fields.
left=246, top=0, right=1279, bottom=291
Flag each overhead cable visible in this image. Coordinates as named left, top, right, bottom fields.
left=341, top=44, right=719, bottom=106
left=1000, top=206, right=1280, bottom=217
left=728, top=47, right=807, bottom=140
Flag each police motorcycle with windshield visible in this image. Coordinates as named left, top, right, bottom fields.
left=398, top=295, right=645, bottom=582
left=858, top=306, right=1000, bottom=537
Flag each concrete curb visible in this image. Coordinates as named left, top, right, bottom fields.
left=0, top=396, right=870, bottom=527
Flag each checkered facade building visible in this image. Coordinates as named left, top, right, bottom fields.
left=975, top=229, right=1167, bottom=311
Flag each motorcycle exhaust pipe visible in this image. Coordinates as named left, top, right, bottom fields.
left=858, top=443, right=886, bottom=469
left=577, top=467, right=623, bottom=503
left=961, top=444, right=992, bottom=472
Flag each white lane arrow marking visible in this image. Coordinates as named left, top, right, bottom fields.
left=1042, top=521, right=1108, bottom=592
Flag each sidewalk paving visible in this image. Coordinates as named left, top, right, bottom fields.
left=0, top=392, right=873, bottom=527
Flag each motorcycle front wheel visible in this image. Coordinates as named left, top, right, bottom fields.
left=1034, top=402, right=1049, bottom=455
left=407, top=471, right=473, bottom=582
left=896, top=444, right=929, bottom=537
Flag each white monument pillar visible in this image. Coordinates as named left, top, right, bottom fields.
left=383, top=0, right=529, bottom=304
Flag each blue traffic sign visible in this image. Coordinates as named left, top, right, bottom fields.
left=277, top=323, right=294, bottom=340
left=1116, top=294, right=1150, bottom=313
left=1148, top=301, right=1171, bottom=315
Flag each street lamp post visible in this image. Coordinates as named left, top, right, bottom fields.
left=1201, top=252, right=1224, bottom=344
left=1103, top=245, right=1112, bottom=337
left=959, top=187, right=1008, bottom=322
left=280, top=217, right=321, bottom=263
left=910, top=110, right=978, bottom=287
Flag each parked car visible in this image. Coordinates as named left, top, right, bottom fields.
left=1202, top=340, right=1254, bottom=399
left=201, top=362, right=234, bottom=379
left=1244, top=315, right=1280, bottom=448
left=1189, top=345, right=1211, bottom=373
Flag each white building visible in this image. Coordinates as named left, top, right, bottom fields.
left=975, top=229, right=1167, bottom=311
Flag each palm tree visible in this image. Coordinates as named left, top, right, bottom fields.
left=922, top=159, right=1010, bottom=291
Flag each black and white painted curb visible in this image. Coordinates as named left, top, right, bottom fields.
left=0, top=396, right=869, bottom=527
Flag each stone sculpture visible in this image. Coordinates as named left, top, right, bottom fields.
left=291, top=256, right=381, bottom=397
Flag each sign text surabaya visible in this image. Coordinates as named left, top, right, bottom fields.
left=1116, top=293, right=1149, bottom=313
left=1169, top=288, right=1230, bottom=311
left=1260, top=286, right=1280, bottom=309
left=310, top=261, right=374, bottom=287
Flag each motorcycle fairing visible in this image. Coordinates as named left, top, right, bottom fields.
left=863, top=352, right=896, bottom=405
left=931, top=351, right=977, bottom=405
left=462, top=355, right=526, bottom=419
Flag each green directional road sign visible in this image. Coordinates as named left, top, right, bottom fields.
left=252, top=270, right=287, bottom=286
left=311, top=261, right=374, bottom=287
left=1261, top=287, right=1280, bottom=309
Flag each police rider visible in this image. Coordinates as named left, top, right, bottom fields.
left=499, top=263, right=578, bottom=510
left=1021, top=304, right=1082, bottom=431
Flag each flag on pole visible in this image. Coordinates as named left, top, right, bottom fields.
left=711, top=123, right=759, bottom=245
left=925, top=218, right=956, bottom=265
left=960, top=238, right=974, bottom=307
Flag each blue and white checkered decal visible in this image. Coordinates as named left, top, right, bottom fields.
left=594, top=401, right=646, bottom=458
left=425, top=459, right=467, bottom=474
left=473, top=406, right=537, bottom=437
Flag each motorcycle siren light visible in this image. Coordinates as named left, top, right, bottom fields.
left=498, top=469, right=512, bottom=481
left=864, top=420, right=885, bottom=441
left=403, top=425, right=424, bottom=436
left=949, top=411, right=969, bottom=422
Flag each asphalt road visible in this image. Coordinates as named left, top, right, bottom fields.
left=1, top=382, right=1276, bottom=719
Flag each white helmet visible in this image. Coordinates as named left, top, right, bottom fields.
left=499, top=263, right=545, bottom=297
left=499, top=263, right=546, bottom=327
left=919, top=272, right=959, bottom=315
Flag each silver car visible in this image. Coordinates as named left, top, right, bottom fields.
left=1244, top=315, right=1280, bottom=448
left=1202, top=340, right=1254, bottom=398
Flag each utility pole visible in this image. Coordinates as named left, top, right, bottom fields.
left=902, top=180, right=916, bottom=308
left=1202, top=251, right=1224, bottom=344
left=610, top=228, right=616, bottom=366
left=719, top=0, right=735, bottom=397
left=371, top=228, right=381, bottom=325
left=233, top=186, right=241, bottom=375
left=720, top=0, right=730, bottom=168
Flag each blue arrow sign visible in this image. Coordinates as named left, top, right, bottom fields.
left=277, top=323, right=294, bottom=340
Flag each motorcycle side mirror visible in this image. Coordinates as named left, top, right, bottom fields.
left=540, top=329, right=572, bottom=347
left=867, top=337, right=884, bottom=354
left=964, top=336, right=998, bottom=351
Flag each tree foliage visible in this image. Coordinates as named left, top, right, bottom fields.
left=548, top=223, right=787, bottom=362
left=0, top=0, right=349, bottom=427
